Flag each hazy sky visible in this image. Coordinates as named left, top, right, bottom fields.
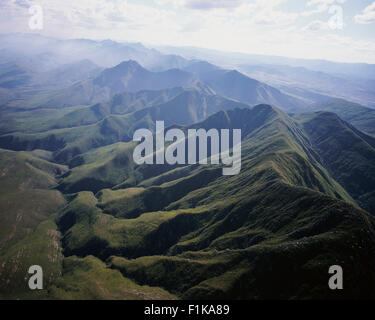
left=1, top=0, right=375, bottom=63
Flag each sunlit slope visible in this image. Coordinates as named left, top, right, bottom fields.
left=58, top=105, right=353, bottom=205
left=0, top=86, right=248, bottom=163
left=52, top=105, right=375, bottom=299
left=0, top=149, right=178, bottom=300
left=100, top=107, right=353, bottom=219
left=57, top=142, right=137, bottom=194
left=0, top=149, right=67, bottom=298
left=49, top=255, right=177, bottom=300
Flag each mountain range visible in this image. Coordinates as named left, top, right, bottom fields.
left=0, top=34, right=375, bottom=300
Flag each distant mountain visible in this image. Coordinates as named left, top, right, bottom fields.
left=0, top=59, right=102, bottom=92
left=0, top=33, right=191, bottom=71
left=35, top=59, right=103, bottom=88
left=93, top=60, right=195, bottom=95
left=0, top=34, right=194, bottom=109
left=196, top=68, right=306, bottom=112
left=182, top=60, right=220, bottom=75
left=238, top=64, right=375, bottom=108
left=159, top=44, right=375, bottom=80
left=39, top=60, right=196, bottom=108
left=0, top=60, right=103, bottom=109
left=19, top=59, right=308, bottom=113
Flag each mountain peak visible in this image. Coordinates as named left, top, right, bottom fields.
left=183, top=60, right=220, bottom=75
left=115, top=60, right=144, bottom=71
left=93, top=60, right=148, bottom=88
left=225, top=69, right=258, bottom=82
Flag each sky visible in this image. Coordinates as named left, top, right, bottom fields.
left=0, top=0, right=375, bottom=63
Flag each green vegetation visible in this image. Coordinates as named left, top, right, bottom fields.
left=49, top=255, right=176, bottom=300
left=307, top=98, right=375, bottom=135
left=0, top=219, right=63, bottom=299
left=0, top=149, right=67, bottom=298
left=297, top=111, right=375, bottom=215
left=50, top=104, right=375, bottom=299
left=110, top=190, right=375, bottom=299
left=0, top=87, right=248, bottom=164
left=58, top=142, right=137, bottom=194
left=1, top=38, right=375, bottom=300
left=1, top=81, right=375, bottom=300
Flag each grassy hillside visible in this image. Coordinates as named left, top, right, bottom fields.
left=51, top=105, right=375, bottom=299
left=0, top=149, right=67, bottom=298
left=297, top=112, right=375, bottom=215
left=51, top=87, right=185, bottom=129
left=49, top=255, right=176, bottom=300
left=110, top=189, right=375, bottom=299
left=308, top=98, right=375, bottom=135
left=1, top=97, right=375, bottom=299
left=57, top=142, right=136, bottom=194
left=0, top=87, right=249, bottom=163
left=1, top=37, right=375, bottom=301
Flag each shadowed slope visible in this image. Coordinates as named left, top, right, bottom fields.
left=53, top=105, right=375, bottom=299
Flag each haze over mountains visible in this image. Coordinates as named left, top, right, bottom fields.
left=0, top=33, right=375, bottom=300
left=158, top=45, right=375, bottom=109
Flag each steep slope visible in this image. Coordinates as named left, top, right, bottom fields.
left=96, top=106, right=353, bottom=219
left=54, top=105, right=375, bottom=299
left=308, top=98, right=375, bottom=136
left=297, top=112, right=375, bottom=215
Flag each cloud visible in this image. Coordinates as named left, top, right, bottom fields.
left=1, top=0, right=375, bottom=63
left=302, top=0, right=345, bottom=16
left=302, top=20, right=330, bottom=31
left=184, top=0, right=244, bottom=10
left=155, top=0, right=244, bottom=10
left=0, top=0, right=173, bottom=31
left=253, top=10, right=298, bottom=26
left=307, top=0, right=345, bottom=5
left=355, top=2, right=375, bottom=24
